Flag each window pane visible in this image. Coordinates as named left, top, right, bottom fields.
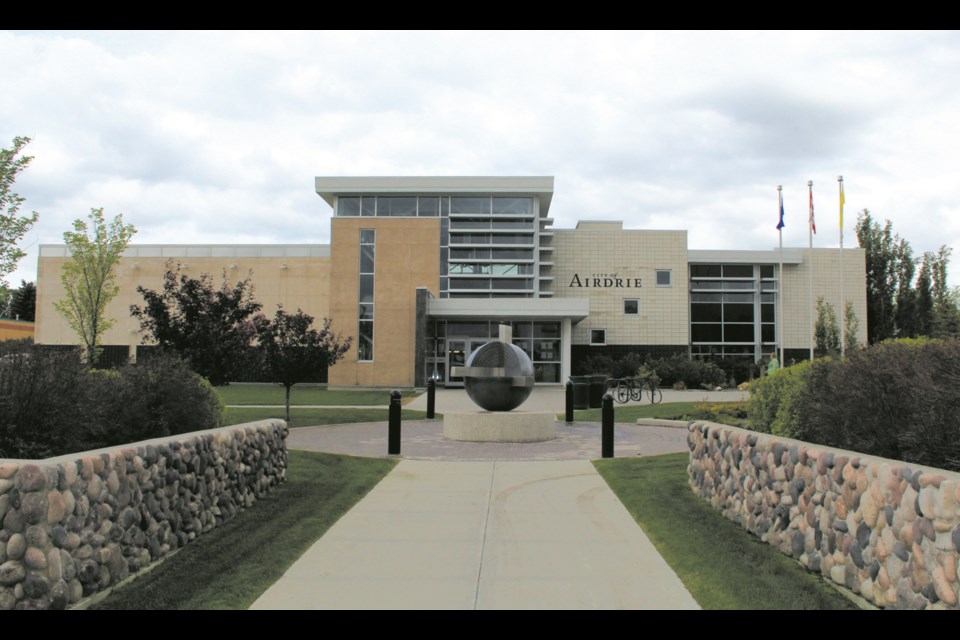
left=512, top=321, right=533, bottom=337
left=691, top=293, right=722, bottom=303
left=358, top=322, right=374, bottom=361
left=492, top=234, right=534, bottom=245
left=378, top=196, right=417, bottom=216
left=360, top=245, right=375, bottom=274
left=690, top=264, right=721, bottom=278
left=761, top=324, right=775, bottom=342
left=761, top=304, right=775, bottom=322
left=723, top=265, right=754, bottom=278
left=451, top=197, right=490, bottom=214
left=656, top=270, right=672, bottom=286
left=493, top=197, right=533, bottom=215
left=535, top=363, right=560, bottom=383
left=492, top=249, right=534, bottom=260
left=691, top=324, right=722, bottom=342
left=590, top=329, right=606, bottom=344
left=359, top=274, right=374, bottom=303
left=723, top=293, right=754, bottom=303
left=513, top=339, right=532, bottom=358
left=723, top=281, right=755, bottom=290
left=691, top=303, right=722, bottom=322
left=534, top=340, right=560, bottom=361
left=449, top=278, right=490, bottom=290
left=447, top=322, right=491, bottom=337
left=691, top=280, right=722, bottom=290
left=361, top=197, right=375, bottom=217
left=338, top=197, right=360, bottom=216
left=760, top=265, right=775, bottom=279
left=533, top=322, right=560, bottom=338
left=360, top=229, right=375, bottom=244
left=724, top=324, right=755, bottom=342
left=724, top=303, right=754, bottom=323
left=624, top=299, right=639, bottom=315
left=358, top=303, right=374, bottom=320
left=450, top=217, right=490, bottom=230
left=492, top=278, right=530, bottom=290
left=418, top=197, right=439, bottom=217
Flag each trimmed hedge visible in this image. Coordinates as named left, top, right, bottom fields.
left=748, top=338, right=960, bottom=472
left=0, top=347, right=224, bottom=458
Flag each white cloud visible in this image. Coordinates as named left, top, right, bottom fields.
left=3, top=29, right=960, bottom=290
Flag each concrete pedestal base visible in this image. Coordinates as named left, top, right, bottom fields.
left=443, top=411, right=556, bottom=443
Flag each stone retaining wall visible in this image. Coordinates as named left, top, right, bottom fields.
left=688, top=421, right=960, bottom=610
left=0, top=420, right=287, bottom=610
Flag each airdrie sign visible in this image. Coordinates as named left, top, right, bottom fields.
left=568, top=273, right=642, bottom=288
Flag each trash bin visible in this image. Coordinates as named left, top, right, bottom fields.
left=590, top=374, right=608, bottom=409
left=570, top=376, right=591, bottom=410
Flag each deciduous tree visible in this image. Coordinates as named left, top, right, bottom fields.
left=814, top=296, right=840, bottom=357
left=131, top=262, right=264, bottom=385
left=257, top=306, right=352, bottom=421
left=0, top=136, right=39, bottom=281
left=54, top=208, right=137, bottom=363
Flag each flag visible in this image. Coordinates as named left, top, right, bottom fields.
left=777, top=190, right=785, bottom=230
left=839, top=180, right=845, bottom=229
left=809, top=183, right=816, bottom=234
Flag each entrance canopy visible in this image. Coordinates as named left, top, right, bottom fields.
left=426, top=297, right=589, bottom=322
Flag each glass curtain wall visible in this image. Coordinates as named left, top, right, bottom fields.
left=689, top=264, right=777, bottom=361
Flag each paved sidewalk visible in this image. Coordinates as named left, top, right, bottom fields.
left=250, top=459, right=699, bottom=610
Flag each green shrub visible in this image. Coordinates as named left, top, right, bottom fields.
left=0, top=346, right=89, bottom=458
left=646, top=354, right=726, bottom=389
left=106, top=354, right=225, bottom=445
left=0, top=349, right=225, bottom=458
left=748, top=338, right=960, bottom=472
left=580, top=352, right=646, bottom=378
left=747, top=360, right=814, bottom=436
left=690, top=401, right=750, bottom=427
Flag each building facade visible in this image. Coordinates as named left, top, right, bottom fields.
left=34, top=176, right=867, bottom=386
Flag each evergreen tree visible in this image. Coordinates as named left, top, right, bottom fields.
left=9, top=280, right=35, bottom=322
left=855, top=210, right=899, bottom=343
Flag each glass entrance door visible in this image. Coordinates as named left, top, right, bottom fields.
left=446, top=339, right=494, bottom=386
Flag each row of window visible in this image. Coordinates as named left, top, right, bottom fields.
left=337, top=196, right=535, bottom=217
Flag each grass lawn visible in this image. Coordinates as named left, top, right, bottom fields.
left=594, top=453, right=858, bottom=610
left=224, top=406, right=436, bottom=429
left=215, top=384, right=421, bottom=407
left=564, top=401, right=704, bottom=423
left=91, top=450, right=397, bottom=610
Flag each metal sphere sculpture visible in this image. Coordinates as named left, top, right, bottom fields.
left=457, top=341, right=535, bottom=412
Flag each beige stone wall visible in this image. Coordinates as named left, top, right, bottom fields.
left=550, top=228, right=689, bottom=346
left=35, top=253, right=331, bottom=350
left=327, top=217, right=440, bottom=387
left=781, top=248, right=867, bottom=350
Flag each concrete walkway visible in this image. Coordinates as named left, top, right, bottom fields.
left=250, top=459, right=699, bottom=610
left=246, top=387, right=724, bottom=609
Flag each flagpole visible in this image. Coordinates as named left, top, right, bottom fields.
left=839, top=175, right=845, bottom=356
left=808, top=180, right=814, bottom=361
left=777, top=185, right=785, bottom=367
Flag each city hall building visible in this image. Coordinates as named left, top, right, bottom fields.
left=34, top=176, right=867, bottom=387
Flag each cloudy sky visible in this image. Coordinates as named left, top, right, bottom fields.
left=4, top=30, right=960, bottom=287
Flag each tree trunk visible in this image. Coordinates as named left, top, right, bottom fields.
left=285, top=384, right=291, bottom=423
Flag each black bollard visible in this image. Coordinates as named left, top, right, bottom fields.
left=426, top=378, right=436, bottom=420
left=565, top=380, right=574, bottom=424
left=601, top=392, right=614, bottom=459
left=388, top=389, right=401, bottom=455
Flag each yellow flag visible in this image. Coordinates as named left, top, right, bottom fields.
left=839, top=181, right=845, bottom=229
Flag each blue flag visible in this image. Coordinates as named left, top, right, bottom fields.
left=777, top=191, right=785, bottom=230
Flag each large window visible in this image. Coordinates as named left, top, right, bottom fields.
left=689, top=264, right=778, bottom=360
left=358, top=229, right=375, bottom=361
